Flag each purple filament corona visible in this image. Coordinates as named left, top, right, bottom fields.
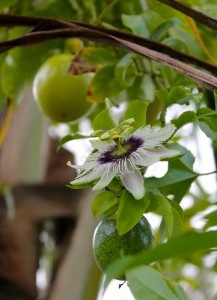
left=98, top=136, right=144, bottom=164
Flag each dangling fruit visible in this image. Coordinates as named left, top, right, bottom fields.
left=33, top=54, right=93, bottom=123
left=93, top=216, right=155, bottom=277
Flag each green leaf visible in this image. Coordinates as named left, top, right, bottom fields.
left=172, top=111, right=196, bottom=129
left=104, top=230, right=217, bottom=288
left=117, top=190, right=150, bottom=235
left=124, top=100, right=147, bottom=129
left=142, top=11, right=163, bottom=33
left=118, top=1, right=144, bottom=15
left=115, top=53, right=135, bottom=87
left=91, top=190, right=118, bottom=218
left=151, top=19, right=181, bottom=41
left=159, top=204, right=183, bottom=242
left=92, top=109, right=115, bottom=131
left=155, top=88, right=168, bottom=104
left=151, top=189, right=173, bottom=237
left=0, top=0, right=18, bottom=12
left=146, top=169, right=196, bottom=203
left=168, top=86, right=192, bottom=105
left=198, top=121, right=217, bottom=141
left=128, top=75, right=156, bottom=102
left=58, top=133, right=90, bottom=150
left=163, top=37, right=190, bottom=53
left=67, top=182, right=92, bottom=189
left=161, top=66, right=176, bottom=86
left=80, top=47, right=115, bottom=65
left=197, top=107, right=217, bottom=117
left=173, top=144, right=195, bottom=170
left=87, top=65, right=124, bottom=103
left=197, top=108, right=217, bottom=141
left=121, top=14, right=149, bottom=38
left=127, top=266, right=189, bottom=300
left=145, top=145, right=196, bottom=203
left=203, top=208, right=217, bottom=229
left=171, top=206, right=183, bottom=236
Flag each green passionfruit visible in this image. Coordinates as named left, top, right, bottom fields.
left=93, top=216, right=155, bottom=277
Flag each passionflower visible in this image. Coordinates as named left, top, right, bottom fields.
left=68, top=124, right=179, bottom=200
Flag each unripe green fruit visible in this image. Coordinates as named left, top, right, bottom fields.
left=93, top=216, right=155, bottom=276
left=33, top=54, right=93, bottom=123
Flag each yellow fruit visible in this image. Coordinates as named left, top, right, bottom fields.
left=33, top=54, right=93, bottom=122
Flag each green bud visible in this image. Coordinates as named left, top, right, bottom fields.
left=120, top=118, right=135, bottom=125
left=90, top=130, right=106, bottom=137
left=100, top=132, right=111, bottom=141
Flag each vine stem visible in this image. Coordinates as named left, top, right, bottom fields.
left=197, top=170, right=217, bottom=177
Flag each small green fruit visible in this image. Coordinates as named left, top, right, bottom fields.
left=92, top=216, right=155, bottom=276
left=33, top=54, right=93, bottom=123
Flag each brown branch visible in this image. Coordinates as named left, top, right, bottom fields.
left=0, top=14, right=217, bottom=76
left=0, top=26, right=217, bottom=90
left=115, top=38, right=217, bottom=90
left=158, top=0, right=217, bottom=32
left=0, top=14, right=217, bottom=89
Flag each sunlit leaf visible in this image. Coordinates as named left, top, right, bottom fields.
left=172, top=111, right=196, bottom=129
left=92, top=109, right=115, bottom=130
left=127, top=266, right=189, bottom=300
left=124, top=99, right=147, bottom=129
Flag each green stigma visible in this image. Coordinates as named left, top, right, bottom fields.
left=90, top=118, right=135, bottom=147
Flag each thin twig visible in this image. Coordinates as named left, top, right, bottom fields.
left=158, top=0, right=217, bottom=32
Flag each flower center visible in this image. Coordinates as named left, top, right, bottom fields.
left=98, top=136, right=144, bottom=164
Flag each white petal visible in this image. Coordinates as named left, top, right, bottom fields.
left=80, top=160, right=98, bottom=170
left=90, top=139, right=115, bottom=151
left=67, top=160, right=96, bottom=171
left=146, top=124, right=176, bottom=143
left=135, top=148, right=179, bottom=167
left=133, top=125, right=152, bottom=140
left=134, top=124, right=176, bottom=148
left=132, top=148, right=161, bottom=166
left=146, top=148, right=181, bottom=160
left=93, top=171, right=116, bottom=190
left=70, top=167, right=103, bottom=185
left=120, top=165, right=145, bottom=200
